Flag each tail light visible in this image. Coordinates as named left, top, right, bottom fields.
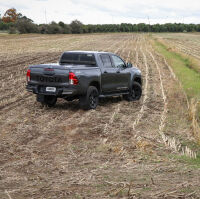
left=27, top=69, right=31, bottom=82
left=69, top=72, right=78, bottom=85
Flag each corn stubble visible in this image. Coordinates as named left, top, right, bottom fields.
left=0, top=33, right=199, bottom=199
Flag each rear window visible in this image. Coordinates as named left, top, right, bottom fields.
left=60, top=53, right=96, bottom=65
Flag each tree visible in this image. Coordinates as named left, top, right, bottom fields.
left=16, top=18, right=38, bottom=33
left=58, top=21, right=65, bottom=28
left=70, top=20, right=83, bottom=34
left=47, top=21, right=62, bottom=34
left=58, top=21, right=71, bottom=33
left=2, top=8, right=19, bottom=23
left=62, top=24, right=71, bottom=34
left=18, top=13, right=33, bottom=23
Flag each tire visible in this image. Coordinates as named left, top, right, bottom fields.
left=43, top=95, right=57, bottom=107
left=79, top=86, right=99, bottom=110
left=123, top=81, right=142, bottom=101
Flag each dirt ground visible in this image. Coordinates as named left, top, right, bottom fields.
left=0, top=33, right=199, bottom=199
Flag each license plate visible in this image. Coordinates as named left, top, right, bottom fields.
left=46, top=87, right=56, bottom=92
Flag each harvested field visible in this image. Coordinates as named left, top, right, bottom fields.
left=0, top=33, right=200, bottom=199
left=153, top=33, right=200, bottom=63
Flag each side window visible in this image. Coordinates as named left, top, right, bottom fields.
left=111, top=55, right=125, bottom=68
left=100, top=54, right=112, bottom=68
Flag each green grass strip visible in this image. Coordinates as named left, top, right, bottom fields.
left=153, top=40, right=200, bottom=100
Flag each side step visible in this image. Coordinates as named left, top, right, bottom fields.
left=99, top=92, right=129, bottom=98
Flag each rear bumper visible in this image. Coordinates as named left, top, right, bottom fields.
left=26, top=84, right=78, bottom=96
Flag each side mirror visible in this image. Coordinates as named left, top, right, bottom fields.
left=127, top=62, right=132, bottom=68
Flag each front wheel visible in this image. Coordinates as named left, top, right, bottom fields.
left=79, top=86, right=99, bottom=110
left=123, top=81, right=142, bottom=101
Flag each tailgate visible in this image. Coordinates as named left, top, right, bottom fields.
left=30, top=64, right=70, bottom=86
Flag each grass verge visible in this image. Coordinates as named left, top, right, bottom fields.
left=152, top=39, right=200, bottom=99
left=151, top=38, right=200, bottom=145
left=170, top=154, right=200, bottom=168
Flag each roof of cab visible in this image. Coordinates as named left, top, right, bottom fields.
left=63, top=50, right=114, bottom=54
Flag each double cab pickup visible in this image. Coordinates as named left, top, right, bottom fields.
left=26, top=51, right=142, bottom=109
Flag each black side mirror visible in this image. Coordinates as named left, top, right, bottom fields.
left=127, top=62, right=132, bottom=68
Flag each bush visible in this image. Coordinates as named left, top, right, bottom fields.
left=8, top=26, right=17, bottom=34
left=0, top=22, right=13, bottom=30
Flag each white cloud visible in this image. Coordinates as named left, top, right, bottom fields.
left=0, top=0, right=200, bottom=24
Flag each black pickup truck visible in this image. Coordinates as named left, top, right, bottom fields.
left=26, top=51, right=142, bottom=109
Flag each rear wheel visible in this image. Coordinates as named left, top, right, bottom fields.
left=123, top=81, right=142, bottom=101
left=79, top=86, right=99, bottom=110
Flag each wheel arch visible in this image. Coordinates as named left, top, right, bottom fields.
left=89, top=81, right=101, bottom=93
left=133, top=75, right=142, bottom=86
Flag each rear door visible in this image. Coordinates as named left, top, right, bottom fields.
left=110, top=55, right=130, bottom=91
left=100, top=54, right=119, bottom=93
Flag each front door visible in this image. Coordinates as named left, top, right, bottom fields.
left=110, top=55, right=130, bottom=92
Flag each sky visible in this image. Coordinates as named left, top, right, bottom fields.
left=0, top=0, right=200, bottom=24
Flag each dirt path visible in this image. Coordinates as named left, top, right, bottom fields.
left=0, top=33, right=199, bottom=199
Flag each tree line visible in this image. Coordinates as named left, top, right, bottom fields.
left=1, top=8, right=200, bottom=34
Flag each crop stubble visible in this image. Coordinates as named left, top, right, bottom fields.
left=0, top=33, right=199, bottom=199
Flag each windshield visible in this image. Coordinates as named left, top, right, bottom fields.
left=60, top=53, right=96, bottom=65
